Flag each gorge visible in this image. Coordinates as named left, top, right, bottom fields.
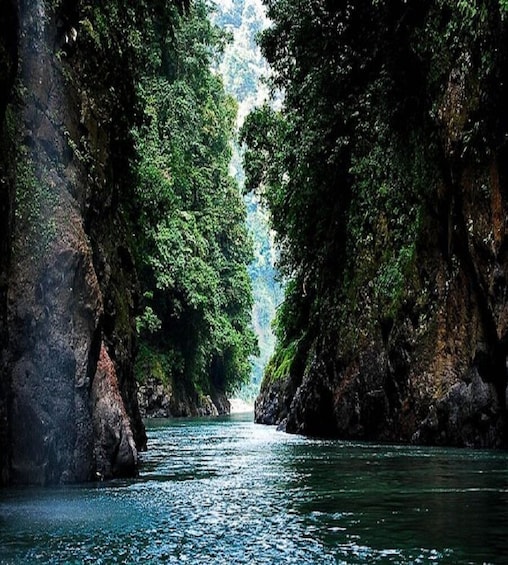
left=2, top=0, right=508, bottom=490
left=2, top=1, right=508, bottom=562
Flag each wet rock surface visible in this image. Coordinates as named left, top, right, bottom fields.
left=92, top=344, right=137, bottom=479
left=0, top=0, right=18, bottom=485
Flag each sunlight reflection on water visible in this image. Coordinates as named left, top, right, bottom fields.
left=1, top=414, right=507, bottom=564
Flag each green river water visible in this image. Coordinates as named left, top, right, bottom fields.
left=1, top=413, right=507, bottom=563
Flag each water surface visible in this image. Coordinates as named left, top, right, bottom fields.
left=1, top=414, right=507, bottom=563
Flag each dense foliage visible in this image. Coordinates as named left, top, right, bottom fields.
left=131, top=0, right=257, bottom=397
left=241, top=0, right=508, bottom=386
left=37, top=0, right=256, bottom=406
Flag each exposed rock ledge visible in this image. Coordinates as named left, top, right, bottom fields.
left=138, top=377, right=230, bottom=418
left=93, top=344, right=137, bottom=479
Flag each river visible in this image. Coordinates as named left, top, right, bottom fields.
left=1, top=413, right=507, bottom=564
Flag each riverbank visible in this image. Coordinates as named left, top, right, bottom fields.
left=137, top=377, right=230, bottom=418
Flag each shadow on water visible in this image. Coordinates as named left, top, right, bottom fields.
left=1, top=416, right=508, bottom=564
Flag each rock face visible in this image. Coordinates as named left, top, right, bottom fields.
left=92, top=345, right=137, bottom=479
left=0, top=0, right=18, bottom=485
left=0, top=0, right=145, bottom=484
left=257, top=151, right=508, bottom=447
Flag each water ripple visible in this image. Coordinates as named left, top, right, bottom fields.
left=1, top=414, right=507, bottom=564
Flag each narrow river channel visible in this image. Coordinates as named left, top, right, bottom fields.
left=1, top=414, right=507, bottom=563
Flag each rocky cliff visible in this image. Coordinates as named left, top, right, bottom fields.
left=0, top=0, right=146, bottom=484
left=251, top=2, right=508, bottom=448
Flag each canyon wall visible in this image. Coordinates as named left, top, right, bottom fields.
left=251, top=2, right=508, bottom=448
left=0, top=0, right=145, bottom=484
